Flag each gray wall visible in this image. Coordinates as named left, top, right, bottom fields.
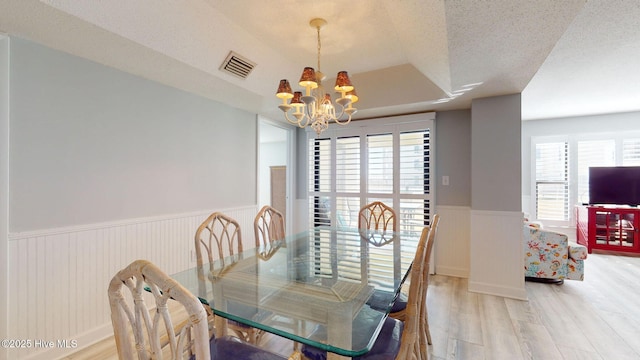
left=435, top=110, right=471, bottom=206
left=296, top=127, right=308, bottom=200
left=471, top=94, right=522, bottom=211
left=8, top=37, right=257, bottom=232
left=1, top=35, right=9, bottom=359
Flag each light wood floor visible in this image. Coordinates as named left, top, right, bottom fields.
left=63, top=252, right=640, bottom=360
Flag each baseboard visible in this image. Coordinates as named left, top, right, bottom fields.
left=435, top=265, right=468, bottom=278
left=468, top=280, right=527, bottom=301
left=17, top=323, right=113, bottom=360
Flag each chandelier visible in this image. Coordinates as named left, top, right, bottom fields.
left=276, top=18, right=359, bottom=135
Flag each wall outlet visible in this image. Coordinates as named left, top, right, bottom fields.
left=442, top=175, right=450, bottom=186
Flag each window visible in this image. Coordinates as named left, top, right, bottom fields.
left=532, top=133, right=640, bottom=225
left=576, top=140, right=615, bottom=204
left=623, top=139, right=640, bottom=165
left=535, top=142, right=569, bottom=221
left=308, top=115, right=434, bottom=233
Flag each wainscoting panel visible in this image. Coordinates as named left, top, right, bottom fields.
left=6, top=206, right=258, bottom=360
left=433, top=206, right=470, bottom=278
left=468, top=209, right=527, bottom=300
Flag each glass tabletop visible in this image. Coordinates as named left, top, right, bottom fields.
left=171, top=226, right=421, bottom=357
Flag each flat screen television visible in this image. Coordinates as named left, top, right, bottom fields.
left=589, top=166, right=640, bottom=206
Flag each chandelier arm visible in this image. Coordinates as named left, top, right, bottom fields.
left=333, top=109, right=352, bottom=125
left=283, top=110, right=312, bottom=128
left=283, top=111, right=302, bottom=127
left=332, top=102, right=347, bottom=120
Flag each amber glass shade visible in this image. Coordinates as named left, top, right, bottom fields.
left=291, top=91, right=303, bottom=104
left=334, top=71, right=354, bottom=92
left=276, top=79, right=293, bottom=99
left=299, top=67, right=318, bottom=88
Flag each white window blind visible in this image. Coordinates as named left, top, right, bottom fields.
left=400, top=131, right=430, bottom=195
left=336, top=136, right=360, bottom=227
left=532, top=132, right=640, bottom=224
left=336, top=137, right=360, bottom=193
left=367, top=134, right=393, bottom=194
left=623, top=139, right=640, bottom=165
left=535, top=142, right=569, bottom=221
left=577, top=140, right=615, bottom=204
left=309, top=138, right=331, bottom=226
left=307, top=117, right=434, bottom=233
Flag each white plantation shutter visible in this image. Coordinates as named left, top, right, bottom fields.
left=335, top=136, right=361, bottom=227
left=400, top=131, right=430, bottom=195
left=533, top=132, right=640, bottom=225
left=306, top=115, right=434, bottom=284
left=367, top=134, right=393, bottom=194
left=577, top=140, right=615, bottom=204
left=307, top=117, right=434, bottom=232
left=623, top=139, right=640, bottom=165
left=535, top=142, right=569, bottom=221
left=336, top=137, right=360, bottom=193
left=309, top=138, right=331, bottom=226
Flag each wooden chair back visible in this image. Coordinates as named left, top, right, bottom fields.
left=420, top=213, right=439, bottom=352
left=194, top=212, right=243, bottom=271
left=358, top=201, right=397, bottom=231
left=108, top=260, right=210, bottom=360
left=254, top=205, right=286, bottom=247
left=396, top=226, right=429, bottom=359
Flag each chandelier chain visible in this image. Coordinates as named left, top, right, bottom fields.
left=316, top=25, right=321, bottom=73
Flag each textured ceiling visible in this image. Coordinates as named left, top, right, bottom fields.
left=1, top=0, right=639, bottom=122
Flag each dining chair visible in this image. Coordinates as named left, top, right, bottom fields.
left=195, top=212, right=264, bottom=345
left=300, top=226, right=430, bottom=360
left=254, top=206, right=304, bottom=359
left=364, top=213, right=439, bottom=347
left=390, top=214, right=439, bottom=345
left=255, top=205, right=286, bottom=248
left=108, top=259, right=288, bottom=360
left=423, top=214, right=440, bottom=345
left=358, top=201, right=397, bottom=231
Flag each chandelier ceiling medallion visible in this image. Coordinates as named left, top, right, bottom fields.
left=276, top=18, right=358, bottom=135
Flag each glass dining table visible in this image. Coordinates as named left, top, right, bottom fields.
left=171, top=226, right=422, bottom=359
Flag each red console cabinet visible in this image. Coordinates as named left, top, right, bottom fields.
left=577, top=205, right=640, bottom=254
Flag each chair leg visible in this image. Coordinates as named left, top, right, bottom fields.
left=389, top=309, right=406, bottom=322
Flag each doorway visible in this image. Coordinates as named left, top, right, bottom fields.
left=258, top=117, right=293, bottom=235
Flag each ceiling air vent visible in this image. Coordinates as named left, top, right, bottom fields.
left=219, top=51, right=256, bottom=79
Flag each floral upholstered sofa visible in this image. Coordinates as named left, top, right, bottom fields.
left=523, top=224, right=587, bottom=283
